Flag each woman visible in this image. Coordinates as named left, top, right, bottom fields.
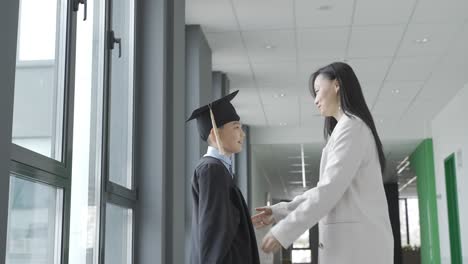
left=252, top=62, right=394, bottom=263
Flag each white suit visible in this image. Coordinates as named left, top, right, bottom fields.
left=270, top=114, right=394, bottom=264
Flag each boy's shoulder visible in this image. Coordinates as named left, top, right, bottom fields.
left=194, top=156, right=230, bottom=181
left=195, top=156, right=225, bottom=172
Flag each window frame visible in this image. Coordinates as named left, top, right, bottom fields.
left=7, top=0, right=78, bottom=263
left=98, top=0, right=138, bottom=262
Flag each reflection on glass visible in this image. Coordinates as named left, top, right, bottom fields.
left=12, top=0, right=68, bottom=160
left=104, top=203, right=132, bottom=264
left=68, top=0, right=106, bottom=263
left=292, top=249, right=312, bottom=263
left=108, top=0, right=135, bottom=188
left=293, top=230, right=310, bottom=248
left=6, top=176, right=63, bottom=264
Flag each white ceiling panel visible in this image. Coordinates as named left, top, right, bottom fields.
left=348, top=25, right=405, bottom=57
left=378, top=81, right=424, bottom=102
left=297, top=27, right=349, bottom=59
left=353, top=0, right=416, bottom=25
left=259, top=87, right=302, bottom=105
left=295, top=0, right=354, bottom=28
left=412, top=0, right=468, bottom=24
left=186, top=0, right=238, bottom=32
left=264, top=103, right=300, bottom=126
left=403, top=97, right=447, bottom=123
left=242, top=30, right=296, bottom=63
left=206, top=32, right=249, bottom=64
left=215, top=63, right=254, bottom=87
left=398, top=23, right=460, bottom=56
left=251, top=61, right=298, bottom=89
left=232, top=87, right=261, bottom=106
left=386, top=56, right=439, bottom=81
left=232, top=0, right=294, bottom=31
left=372, top=97, right=413, bottom=119
left=347, top=57, right=392, bottom=84
left=234, top=103, right=267, bottom=127
left=361, top=81, right=383, bottom=106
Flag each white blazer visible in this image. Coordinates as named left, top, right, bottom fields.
left=270, top=114, right=394, bottom=264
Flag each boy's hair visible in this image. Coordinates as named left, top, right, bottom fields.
left=207, top=125, right=224, bottom=146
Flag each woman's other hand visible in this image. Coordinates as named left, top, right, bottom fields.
left=261, top=231, right=282, bottom=253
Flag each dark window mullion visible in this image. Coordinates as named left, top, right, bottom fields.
left=11, top=144, right=68, bottom=177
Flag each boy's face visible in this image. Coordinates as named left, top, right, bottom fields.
left=217, top=121, right=245, bottom=155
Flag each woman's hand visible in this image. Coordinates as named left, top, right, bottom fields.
left=251, top=207, right=275, bottom=229
left=261, top=231, right=282, bottom=253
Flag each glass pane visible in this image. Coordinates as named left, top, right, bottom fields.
left=12, top=0, right=67, bottom=160
left=104, top=204, right=133, bottom=264
left=407, top=198, right=421, bottom=247
left=293, top=230, right=310, bottom=248
left=6, top=176, right=63, bottom=264
left=292, top=250, right=312, bottom=263
left=68, top=0, right=106, bottom=263
left=108, top=0, right=135, bottom=188
left=399, top=199, right=408, bottom=246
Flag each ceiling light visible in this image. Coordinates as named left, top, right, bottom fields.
left=398, top=176, right=417, bottom=192
left=289, top=170, right=311, bottom=174
left=317, top=5, right=332, bottom=11
left=288, top=181, right=311, bottom=185
left=264, top=44, right=275, bottom=49
left=288, top=156, right=309, bottom=159
left=397, top=161, right=410, bottom=175
left=392, top=89, right=400, bottom=94
left=273, top=92, right=286, bottom=98
left=291, top=163, right=310, bottom=167
left=415, top=37, right=430, bottom=44
left=279, top=122, right=287, bottom=126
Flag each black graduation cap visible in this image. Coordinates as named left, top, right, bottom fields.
left=186, top=90, right=240, bottom=141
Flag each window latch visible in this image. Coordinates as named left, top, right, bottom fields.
left=73, top=0, right=88, bottom=21
left=108, top=30, right=122, bottom=58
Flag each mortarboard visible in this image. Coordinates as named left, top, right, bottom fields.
left=186, top=90, right=240, bottom=143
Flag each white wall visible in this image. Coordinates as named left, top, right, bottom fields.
left=432, top=82, right=468, bottom=264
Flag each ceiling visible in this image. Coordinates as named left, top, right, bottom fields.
left=186, top=0, right=468, bottom=198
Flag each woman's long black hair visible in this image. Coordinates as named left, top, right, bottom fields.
left=309, top=62, right=386, bottom=174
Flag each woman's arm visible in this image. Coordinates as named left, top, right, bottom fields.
left=270, top=120, right=367, bottom=248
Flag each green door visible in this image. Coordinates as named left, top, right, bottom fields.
left=444, top=154, right=463, bottom=264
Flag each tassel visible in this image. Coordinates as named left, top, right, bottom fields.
left=209, top=105, right=225, bottom=155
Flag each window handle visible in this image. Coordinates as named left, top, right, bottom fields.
left=108, top=30, right=122, bottom=58
left=73, top=0, right=88, bottom=21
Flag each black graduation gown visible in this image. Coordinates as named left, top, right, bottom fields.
left=191, top=156, right=260, bottom=264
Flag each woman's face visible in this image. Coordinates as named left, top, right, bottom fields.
left=313, top=74, right=340, bottom=117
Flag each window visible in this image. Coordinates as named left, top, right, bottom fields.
left=68, top=0, right=106, bottom=263
left=6, top=176, right=63, bottom=264
left=7, top=0, right=77, bottom=263
left=399, top=198, right=421, bottom=247
left=108, top=0, right=136, bottom=189
left=12, top=0, right=68, bottom=160
left=104, top=203, right=133, bottom=264
left=101, top=0, right=137, bottom=262
left=292, top=230, right=312, bottom=263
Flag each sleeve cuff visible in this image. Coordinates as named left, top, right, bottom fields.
left=271, top=203, right=287, bottom=223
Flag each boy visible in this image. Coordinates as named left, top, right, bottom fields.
left=187, top=90, right=260, bottom=264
